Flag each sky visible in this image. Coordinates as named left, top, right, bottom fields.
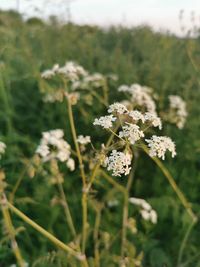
left=0, top=0, right=199, bottom=35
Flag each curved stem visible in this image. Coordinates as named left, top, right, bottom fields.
left=142, top=144, right=197, bottom=222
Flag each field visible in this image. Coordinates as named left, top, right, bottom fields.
left=0, top=10, right=200, bottom=267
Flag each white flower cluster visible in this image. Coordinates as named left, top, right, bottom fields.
left=118, top=83, right=157, bottom=114
left=93, top=102, right=176, bottom=175
left=129, top=197, right=157, bottom=224
left=0, top=141, right=6, bottom=158
left=104, top=150, right=132, bottom=177
left=108, top=102, right=128, bottom=114
left=41, top=61, right=88, bottom=81
left=169, top=95, right=188, bottom=129
left=72, top=73, right=106, bottom=90
left=119, top=123, right=144, bottom=145
left=145, top=135, right=176, bottom=160
left=36, top=129, right=75, bottom=171
left=93, top=115, right=116, bottom=129
left=77, top=135, right=91, bottom=145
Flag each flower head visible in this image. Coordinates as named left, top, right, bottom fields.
left=168, top=95, right=188, bottom=129
left=108, top=103, right=128, bottom=115
left=93, top=115, right=116, bottom=129
left=36, top=129, right=75, bottom=170
left=104, top=150, right=132, bottom=177
left=119, top=123, right=144, bottom=144
left=145, top=135, right=176, bottom=160
left=77, top=135, right=91, bottom=145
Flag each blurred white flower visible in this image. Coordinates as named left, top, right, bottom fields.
left=108, top=102, right=128, bottom=115
left=118, top=83, right=157, bottom=114
left=145, top=135, right=176, bottom=160
left=129, top=197, right=157, bottom=224
left=144, top=112, right=162, bottom=129
left=66, top=158, right=75, bottom=171
left=0, top=141, right=6, bottom=157
left=41, top=69, right=55, bottom=79
left=77, top=135, right=91, bottom=145
left=36, top=129, right=74, bottom=170
left=169, top=95, right=188, bottom=129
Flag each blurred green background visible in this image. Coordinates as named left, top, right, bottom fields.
left=0, top=10, right=200, bottom=267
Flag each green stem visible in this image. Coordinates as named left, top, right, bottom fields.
left=67, top=98, right=88, bottom=253
left=56, top=178, right=77, bottom=238
left=7, top=201, right=87, bottom=264
left=93, top=206, right=102, bottom=267
left=177, top=220, right=196, bottom=267
left=1, top=194, right=25, bottom=267
left=142, top=144, right=197, bottom=222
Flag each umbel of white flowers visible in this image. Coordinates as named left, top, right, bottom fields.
left=36, top=129, right=75, bottom=171
left=93, top=102, right=176, bottom=177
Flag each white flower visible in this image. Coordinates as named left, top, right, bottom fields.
left=140, top=209, right=151, bottom=221
left=144, top=112, right=162, bottom=129
left=128, top=110, right=145, bottom=123
left=0, top=141, right=6, bottom=156
left=108, top=103, right=128, bottom=115
left=131, top=84, right=156, bottom=113
left=36, top=144, right=49, bottom=158
left=58, top=61, right=88, bottom=81
left=129, top=197, right=151, bottom=211
left=169, top=95, right=188, bottom=129
left=104, top=150, right=132, bottom=177
left=41, top=69, right=55, bottom=79
left=66, top=158, right=75, bottom=171
left=41, top=61, right=88, bottom=82
left=118, top=84, right=130, bottom=92
left=93, top=115, right=116, bottom=129
left=77, top=135, right=91, bottom=145
left=122, top=84, right=157, bottom=113
left=119, top=123, right=144, bottom=144
left=36, top=129, right=74, bottom=170
left=145, top=135, right=176, bottom=160
left=150, top=209, right=157, bottom=224
left=129, top=197, right=157, bottom=224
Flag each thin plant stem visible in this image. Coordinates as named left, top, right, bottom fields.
left=121, top=151, right=138, bottom=258
left=56, top=177, right=77, bottom=239
left=121, top=193, right=128, bottom=258
left=66, top=98, right=88, bottom=254
left=7, top=201, right=89, bottom=266
left=93, top=206, right=102, bottom=267
left=177, top=219, right=196, bottom=267
left=87, top=123, right=121, bottom=190
left=1, top=194, right=25, bottom=267
left=142, top=144, right=197, bottom=222
left=9, top=167, right=27, bottom=204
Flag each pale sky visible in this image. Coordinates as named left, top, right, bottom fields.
left=0, top=0, right=199, bottom=35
